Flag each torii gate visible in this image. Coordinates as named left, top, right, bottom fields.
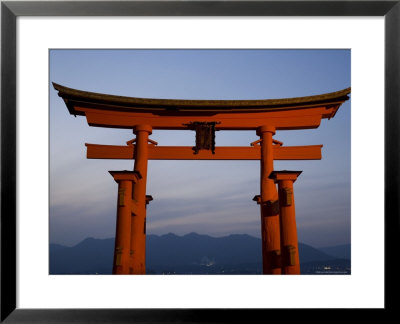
left=53, top=83, right=350, bottom=275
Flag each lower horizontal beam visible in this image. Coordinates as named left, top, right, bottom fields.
left=85, top=144, right=322, bottom=160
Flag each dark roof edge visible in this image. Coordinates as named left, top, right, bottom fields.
left=52, top=82, right=351, bottom=109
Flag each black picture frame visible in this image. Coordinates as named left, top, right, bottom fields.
left=1, top=1, right=399, bottom=322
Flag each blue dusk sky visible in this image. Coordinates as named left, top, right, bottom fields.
left=49, top=49, right=350, bottom=249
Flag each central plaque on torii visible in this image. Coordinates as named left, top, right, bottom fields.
left=53, top=83, right=350, bottom=275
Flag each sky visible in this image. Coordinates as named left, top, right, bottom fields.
left=49, top=49, right=350, bottom=249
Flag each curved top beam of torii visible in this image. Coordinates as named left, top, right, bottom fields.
left=53, top=83, right=350, bottom=130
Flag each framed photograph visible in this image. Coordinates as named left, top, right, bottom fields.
left=48, top=48, right=350, bottom=277
left=1, top=0, right=399, bottom=322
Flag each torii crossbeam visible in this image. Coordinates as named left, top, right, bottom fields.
left=85, top=143, right=323, bottom=160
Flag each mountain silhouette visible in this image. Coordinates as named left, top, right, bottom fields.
left=49, top=233, right=350, bottom=275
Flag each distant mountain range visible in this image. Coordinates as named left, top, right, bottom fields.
left=50, top=233, right=350, bottom=275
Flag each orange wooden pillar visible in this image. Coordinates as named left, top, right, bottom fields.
left=257, top=126, right=281, bottom=274
left=109, top=171, right=142, bottom=274
left=270, top=171, right=302, bottom=274
left=130, top=124, right=152, bottom=274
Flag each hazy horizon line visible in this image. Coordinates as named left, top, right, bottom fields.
left=50, top=231, right=351, bottom=250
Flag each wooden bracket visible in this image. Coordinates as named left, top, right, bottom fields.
left=250, top=139, right=262, bottom=146
left=279, top=188, right=293, bottom=206
left=126, top=138, right=158, bottom=146
left=284, top=245, right=297, bottom=266
left=118, top=188, right=125, bottom=206
left=264, top=199, right=280, bottom=216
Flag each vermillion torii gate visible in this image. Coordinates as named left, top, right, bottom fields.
left=53, top=83, right=350, bottom=275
